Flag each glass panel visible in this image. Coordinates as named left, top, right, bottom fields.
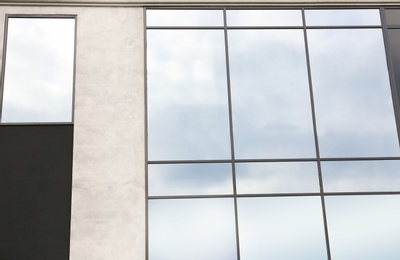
left=237, top=197, right=327, bottom=259
left=236, top=162, right=320, bottom=194
left=307, top=29, right=399, bottom=157
left=147, top=30, right=230, bottom=160
left=325, top=195, right=400, bottom=260
left=147, top=10, right=223, bottom=26
left=149, top=198, right=237, bottom=260
left=228, top=29, right=315, bottom=159
left=1, top=18, right=75, bottom=123
left=384, top=9, right=400, bottom=26
left=148, top=163, right=233, bottom=196
left=227, top=10, right=302, bottom=26
left=322, top=160, right=400, bottom=192
left=387, top=29, right=400, bottom=109
left=305, top=9, right=381, bottom=26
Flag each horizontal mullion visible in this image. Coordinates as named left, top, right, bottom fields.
left=148, top=191, right=400, bottom=200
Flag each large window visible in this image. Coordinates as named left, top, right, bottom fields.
left=146, top=8, right=400, bottom=259
left=0, top=16, right=76, bottom=123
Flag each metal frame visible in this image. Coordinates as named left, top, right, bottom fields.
left=145, top=7, right=400, bottom=260
left=0, top=14, right=77, bottom=125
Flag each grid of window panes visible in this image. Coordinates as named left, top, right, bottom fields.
left=146, top=8, right=400, bottom=260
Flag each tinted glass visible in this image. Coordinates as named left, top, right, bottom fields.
left=307, top=29, right=399, bottom=157
left=322, top=160, right=400, bottom=192
left=147, top=30, right=231, bottom=160
left=325, top=195, right=400, bottom=260
left=148, top=163, right=233, bottom=196
left=305, top=9, right=381, bottom=26
left=147, top=10, right=223, bottom=26
left=236, top=162, right=320, bottom=194
left=149, top=198, right=237, bottom=260
left=384, top=9, right=400, bottom=26
left=387, top=29, right=400, bottom=109
left=227, top=10, right=302, bottom=26
left=1, top=18, right=75, bottom=123
left=228, top=29, right=315, bottom=159
left=237, top=197, right=327, bottom=259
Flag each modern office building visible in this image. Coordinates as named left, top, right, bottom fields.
left=1, top=1, right=400, bottom=260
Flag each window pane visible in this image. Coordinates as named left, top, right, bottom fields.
left=325, top=195, right=400, bottom=260
left=147, top=30, right=230, bottom=160
left=305, top=9, right=381, bottom=26
left=227, top=10, right=302, bottom=26
left=237, top=197, right=327, bottom=259
left=149, top=198, right=237, bottom=260
left=236, top=162, right=320, bottom=194
left=147, top=10, right=223, bottom=26
left=1, top=18, right=75, bottom=123
left=387, top=29, right=400, bottom=109
left=384, top=9, right=400, bottom=26
left=307, top=29, right=399, bottom=157
left=322, top=160, right=400, bottom=192
left=228, top=29, right=315, bottom=159
left=148, top=163, right=233, bottom=196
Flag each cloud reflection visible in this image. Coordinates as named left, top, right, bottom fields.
left=2, top=18, right=75, bottom=123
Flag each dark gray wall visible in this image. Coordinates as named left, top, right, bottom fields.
left=0, top=125, right=73, bottom=260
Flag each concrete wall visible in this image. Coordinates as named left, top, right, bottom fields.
left=0, top=5, right=146, bottom=260
left=2, top=0, right=400, bottom=6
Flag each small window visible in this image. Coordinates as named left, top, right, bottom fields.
left=0, top=16, right=76, bottom=123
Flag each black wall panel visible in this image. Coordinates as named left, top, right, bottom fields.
left=0, top=125, right=73, bottom=260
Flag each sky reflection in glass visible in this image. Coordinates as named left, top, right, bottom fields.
left=228, top=29, right=315, bottom=159
left=149, top=198, right=237, bottom=260
left=307, top=29, right=399, bottom=157
left=147, top=30, right=231, bottom=160
left=2, top=18, right=75, bottom=123
left=236, top=162, right=320, bottom=194
left=325, top=195, right=400, bottom=260
left=148, top=163, right=233, bottom=196
left=237, top=197, right=327, bottom=260
left=227, top=10, right=302, bottom=26
left=305, top=9, right=381, bottom=26
left=147, top=10, right=223, bottom=26
left=322, top=160, right=400, bottom=192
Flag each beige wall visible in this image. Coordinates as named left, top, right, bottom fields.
left=0, top=5, right=146, bottom=260
left=2, top=0, right=400, bottom=6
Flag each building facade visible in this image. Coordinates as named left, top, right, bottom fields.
left=1, top=1, right=400, bottom=260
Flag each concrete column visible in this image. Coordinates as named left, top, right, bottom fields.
left=70, top=7, right=146, bottom=260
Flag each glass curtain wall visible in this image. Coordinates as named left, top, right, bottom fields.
left=146, top=8, right=400, bottom=260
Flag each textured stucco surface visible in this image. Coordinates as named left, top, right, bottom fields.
left=71, top=7, right=145, bottom=260
left=0, top=5, right=146, bottom=260
left=2, top=0, right=400, bottom=6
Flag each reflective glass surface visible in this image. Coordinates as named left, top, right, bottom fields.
left=305, top=9, right=381, bottom=26
left=228, top=29, right=315, bottom=159
left=2, top=18, right=75, bottom=123
left=385, top=9, right=400, bottom=26
left=325, top=195, right=400, bottom=260
left=236, top=162, right=320, bottom=194
left=387, top=29, right=400, bottom=109
left=227, top=10, right=302, bottom=26
left=237, top=197, right=327, bottom=259
left=147, top=10, right=223, bottom=26
left=149, top=198, right=237, bottom=260
left=322, top=160, right=400, bottom=192
left=148, top=163, right=233, bottom=196
left=307, top=29, right=399, bottom=157
left=147, top=30, right=231, bottom=160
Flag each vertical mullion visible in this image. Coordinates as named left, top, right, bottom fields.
left=380, top=7, right=400, bottom=148
left=301, top=8, right=332, bottom=260
left=0, top=15, right=9, bottom=123
left=144, top=7, right=149, bottom=260
left=223, top=8, right=241, bottom=260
